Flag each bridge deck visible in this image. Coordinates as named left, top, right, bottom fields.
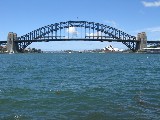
left=14, top=39, right=140, bottom=43
left=147, top=41, right=160, bottom=43
left=1, top=39, right=159, bottom=44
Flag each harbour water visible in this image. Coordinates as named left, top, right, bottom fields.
left=0, top=53, right=160, bottom=120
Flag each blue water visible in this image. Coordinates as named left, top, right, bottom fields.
left=0, top=53, right=160, bottom=120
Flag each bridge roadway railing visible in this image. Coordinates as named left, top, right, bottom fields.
left=147, top=41, right=160, bottom=44
left=14, top=38, right=139, bottom=43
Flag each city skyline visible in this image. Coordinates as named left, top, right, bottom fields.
left=0, top=0, right=160, bottom=50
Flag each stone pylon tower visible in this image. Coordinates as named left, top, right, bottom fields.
left=137, top=32, right=147, bottom=50
left=7, top=32, right=18, bottom=53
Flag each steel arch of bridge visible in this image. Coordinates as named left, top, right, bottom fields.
left=16, top=21, right=138, bottom=52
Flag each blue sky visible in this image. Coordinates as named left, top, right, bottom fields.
left=0, top=0, right=160, bottom=50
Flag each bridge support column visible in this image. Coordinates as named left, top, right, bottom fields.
left=7, top=32, right=18, bottom=53
left=137, top=32, right=147, bottom=51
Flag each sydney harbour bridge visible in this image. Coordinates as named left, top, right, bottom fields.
left=0, top=20, right=160, bottom=53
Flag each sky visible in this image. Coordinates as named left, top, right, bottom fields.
left=0, top=0, right=160, bottom=51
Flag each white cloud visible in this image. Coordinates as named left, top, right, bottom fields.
left=90, top=32, right=102, bottom=36
left=67, top=27, right=78, bottom=35
left=86, top=31, right=103, bottom=37
left=142, top=1, right=160, bottom=7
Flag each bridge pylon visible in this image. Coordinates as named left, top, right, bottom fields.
left=7, top=32, right=19, bottom=53
left=137, top=32, right=147, bottom=51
